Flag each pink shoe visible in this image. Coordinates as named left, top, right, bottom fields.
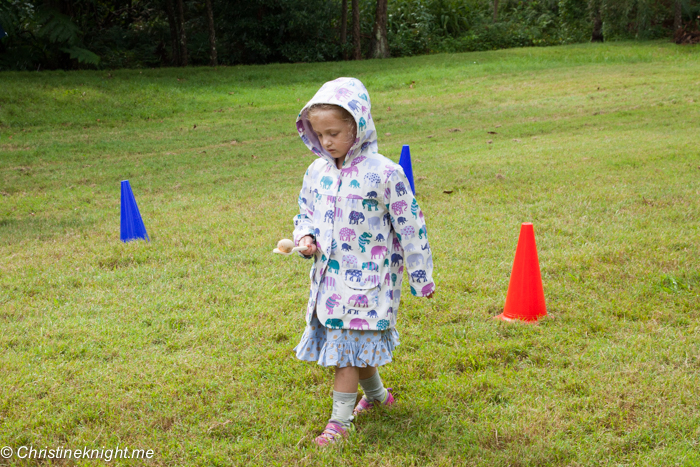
left=353, top=388, right=395, bottom=417
left=314, top=421, right=354, bottom=446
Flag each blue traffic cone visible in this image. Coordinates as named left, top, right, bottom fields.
left=399, top=145, right=416, bottom=195
left=120, top=180, right=149, bottom=242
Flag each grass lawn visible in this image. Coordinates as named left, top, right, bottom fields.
left=1, top=41, right=699, bottom=466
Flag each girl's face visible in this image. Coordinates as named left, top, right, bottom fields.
left=308, top=109, right=356, bottom=165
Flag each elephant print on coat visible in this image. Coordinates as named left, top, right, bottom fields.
left=358, top=117, right=366, bottom=131
left=322, top=276, right=336, bottom=292
left=347, top=99, right=361, bottom=113
left=325, top=318, right=344, bottom=329
left=345, top=269, right=363, bottom=282
left=349, top=180, right=360, bottom=188
left=392, top=200, right=408, bottom=215
left=341, top=243, right=352, bottom=252
left=410, top=270, right=428, bottom=283
left=367, top=310, right=378, bottom=318
left=328, top=259, right=340, bottom=274
left=348, top=211, right=365, bottom=224
left=371, top=245, right=388, bottom=259
left=349, top=294, right=369, bottom=307
left=345, top=194, right=362, bottom=207
left=363, top=199, right=379, bottom=211
left=364, top=173, right=381, bottom=188
left=395, top=182, right=407, bottom=196
left=368, top=216, right=381, bottom=231
left=362, top=261, right=379, bottom=272
left=324, top=210, right=334, bottom=223
left=349, top=318, right=370, bottom=330
left=391, top=254, right=403, bottom=267
left=401, top=226, right=415, bottom=239
left=339, top=228, right=356, bottom=241
left=407, top=253, right=423, bottom=268
left=358, top=232, right=373, bottom=253
left=320, top=176, right=333, bottom=189
left=341, top=166, right=359, bottom=178
left=342, top=254, right=358, bottom=268
left=326, top=294, right=342, bottom=314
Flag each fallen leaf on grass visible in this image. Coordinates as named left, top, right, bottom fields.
left=513, top=139, right=521, bottom=142
left=449, top=128, right=461, bottom=133
left=416, top=159, right=422, bottom=163
left=231, top=140, right=238, bottom=145
left=385, top=133, right=392, bottom=136
left=487, top=131, right=498, bottom=134
left=417, top=176, right=427, bottom=181
left=165, top=152, right=176, bottom=155
left=387, top=107, right=392, bottom=111
left=193, top=124, right=197, bottom=129
left=443, top=190, right=453, bottom=194
left=427, top=135, right=434, bottom=138
left=228, top=92, right=235, bottom=95
left=487, top=140, right=493, bottom=144
left=496, top=174, right=504, bottom=179
left=251, top=155, right=257, bottom=159
left=495, top=124, right=502, bottom=128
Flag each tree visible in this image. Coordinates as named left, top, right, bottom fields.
left=340, top=0, right=348, bottom=60
left=493, top=0, right=499, bottom=23
left=674, top=0, right=682, bottom=32
left=176, top=0, right=188, bottom=66
left=590, top=0, right=603, bottom=42
left=370, top=0, right=389, bottom=58
left=352, top=0, right=361, bottom=60
left=205, top=0, right=217, bottom=66
left=164, top=0, right=181, bottom=66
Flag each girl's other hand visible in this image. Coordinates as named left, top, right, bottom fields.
left=299, top=235, right=317, bottom=256
left=426, top=292, right=435, bottom=299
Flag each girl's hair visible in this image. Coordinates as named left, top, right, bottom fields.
left=307, top=103, right=356, bottom=131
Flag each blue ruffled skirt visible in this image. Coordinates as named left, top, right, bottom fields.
left=294, top=313, right=400, bottom=368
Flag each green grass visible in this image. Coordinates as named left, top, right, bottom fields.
left=1, top=41, right=699, bottom=466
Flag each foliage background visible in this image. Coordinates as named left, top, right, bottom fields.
left=0, top=0, right=699, bottom=71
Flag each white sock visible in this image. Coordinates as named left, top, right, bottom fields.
left=359, top=371, right=388, bottom=403
left=331, top=391, right=357, bottom=427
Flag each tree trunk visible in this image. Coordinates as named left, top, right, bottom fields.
left=341, top=0, right=348, bottom=60
left=493, top=0, right=498, bottom=23
left=205, top=0, right=217, bottom=66
left=352, top=0, right=361, bottom=60
left=176, top=0, right=188, bottom=66
left=591, top=6, right=604, bottom=42
left=370, top=0, right=389, bottom=59
left=674, top=0, right=682, bottom=32
left=165, top=0, right=180, bottom=66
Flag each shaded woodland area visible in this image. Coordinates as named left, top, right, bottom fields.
left=0, top=0, right=698, bottom=71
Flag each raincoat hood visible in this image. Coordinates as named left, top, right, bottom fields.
left=296, top=77, right=377, bottom=167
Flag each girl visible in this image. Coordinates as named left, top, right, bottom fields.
left=291, top=77, right=435, bottom=446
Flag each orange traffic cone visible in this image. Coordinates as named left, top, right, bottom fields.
left=495, top=223, right=547, bottom=322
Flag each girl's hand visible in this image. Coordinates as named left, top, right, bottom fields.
left=426, top=292, right=435, bottom=299
left=299, top=235, right=317, bottom=256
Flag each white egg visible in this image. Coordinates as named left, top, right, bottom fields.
left=277, top=239, right=295, bottom=253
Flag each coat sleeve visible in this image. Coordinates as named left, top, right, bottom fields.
left=384, top=168, right=436, bottom=297
left=292, top=168, right=317, bottom=256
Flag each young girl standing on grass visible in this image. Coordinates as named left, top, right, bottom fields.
left=291, top=77, right=435, bottom=446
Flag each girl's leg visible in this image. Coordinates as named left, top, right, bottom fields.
left=358, top=365, right=390, bottom=403
left=329, top=366, right=359, bottom=428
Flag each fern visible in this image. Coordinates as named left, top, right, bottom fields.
left=36, top=7, right=80, bottom=44
left=61, top=45, right=100, bottom=65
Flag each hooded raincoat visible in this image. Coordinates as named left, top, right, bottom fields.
left=293, top=77, right=435, bottom=333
